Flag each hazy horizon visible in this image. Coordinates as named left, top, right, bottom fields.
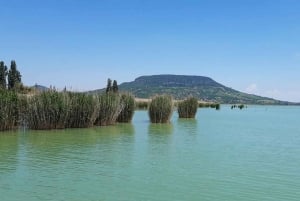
left=1, top=0, right=300, bottom=102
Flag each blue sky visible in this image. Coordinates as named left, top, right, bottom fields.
left=1, top=0, right=300, bottom=102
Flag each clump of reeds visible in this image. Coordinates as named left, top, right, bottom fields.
left=26, top=91, right=70, bottom=130
left=65, top=92, right=99, bottom=128
left=135, top=101, right=149, bottom=110
left=0, top=90, right=19, bottom=131
left=148, top=95, right=173, bottom=123
left=117, top=93, right=135, bottom=123
left=177, top=97, right=198, bottom=118
left=94, top=93, right=123, bottom=126
left=198, top=102, right=220, bottom=109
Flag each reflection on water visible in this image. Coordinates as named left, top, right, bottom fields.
left=0, top=132, right=19, bottom=173
left=148, top=123, right=173, bottom=135
left=1, top=108, right=300, bottom=201
left=176, top=118, right=198, bottom=135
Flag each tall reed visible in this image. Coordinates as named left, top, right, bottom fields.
left=94, top=93, right=123, bottom=126
left=178, top=97, right=198, bottom=118
left=26, top=91, right=69, bottom=130
left=148, top=95, right=173, bottom=123
left=66, top=92, right=99, bottom=128
left=0, top=90, right=19, bottom=131
left=117, top=93, right=135, bottom=123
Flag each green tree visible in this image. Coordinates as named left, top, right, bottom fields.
left=0, top=61, right=8, bottom=89
left=112, top=80, right=118, bottom=93
left=106, top=78, right=112, bottom=93
left=8, top=60, right=22, bottom=90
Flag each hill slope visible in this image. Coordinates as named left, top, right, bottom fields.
left=92, top=75, right=294, bottom=105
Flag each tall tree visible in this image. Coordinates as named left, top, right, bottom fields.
left=112, top=80, right=118, bottom=93
left=0, top=61, right=8, bottom=89
left=8, top=60, right=22, bottom=90
left=106, top=78, right=112, bottom=93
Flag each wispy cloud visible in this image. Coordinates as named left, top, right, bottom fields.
left=245, top=83, right=258, bottom=94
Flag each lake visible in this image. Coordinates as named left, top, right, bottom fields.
left=1, top=106, right=300, bottom=201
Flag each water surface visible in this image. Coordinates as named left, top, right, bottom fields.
left=1, top=106, right=300, bottom=201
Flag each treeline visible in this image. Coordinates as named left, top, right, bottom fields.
left=0, top=60, right=22, bottom=90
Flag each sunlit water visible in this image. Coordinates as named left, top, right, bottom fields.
left=1, top=106, right=300, bottom=201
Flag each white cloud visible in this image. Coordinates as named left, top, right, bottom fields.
left=245, top=83, right=258, bottom=93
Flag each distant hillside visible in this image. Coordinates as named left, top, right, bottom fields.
left=32, top=84, right=49, bottom=92
left=90, top=75, right=296, bottom=105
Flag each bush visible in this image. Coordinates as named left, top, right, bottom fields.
left=117, top=93, right=135, bottom=123
left=178, top=97, right=198, bottom=118
left=148, top=95, right=173, bottom=123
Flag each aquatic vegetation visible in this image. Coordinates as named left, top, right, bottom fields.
left=94, top=93, right=123, bottom=126
left=117, top=93, right=135, bottom=123
left=231, top=104, right=246, bottom=110
left=0, top=90, right=19, bottom=131
left=135, top=100, right=149, bottom=110
left=148, top=95, right=173, bottom=123
left=65, top=92, right=98, bottom=128
left=26, top=91, right=70, bottom=130
left=178, top=97, right=198, bottom=118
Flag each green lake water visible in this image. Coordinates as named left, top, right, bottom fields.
left=1, top=106, right=300, bottom=201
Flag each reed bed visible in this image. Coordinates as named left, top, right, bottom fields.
left=26, top=91, right=70, bottom=130
left=117, top=93, right=135, bottom=123
left=0, top=90, right=19, bottom=131
left=148, top=95, right=173, bottom=123
left=135, top=101, right=149, bottom=110
left=178, top=97, right=198, bottom=118
left=94, top=93, right=123, bottom=126
left=66, top=92, right=99, bottom=128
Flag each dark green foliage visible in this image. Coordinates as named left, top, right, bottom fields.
left=148, top=95, right=173, bottom=123
left=215, top=103, right=220, bottom=110
left=112, top=80, right=118, bottom=93
left=106, top=78, right=112, bottom=93
left=0, top=90, right=19, bottom=131
left=178, top=97, right=198, bottom=118
left=198, top=102, right=220, bottom=109
left=66, top=92, right=98, bottom=128
left=117, top=93, right=135, bottom=123
left=26, top=91, right=69, bottom=130
left=231, top=104, right=246, bottom=110
left=8, top=60, right=22, bottom=90
left=238, top=104, right=245, bottom=110
left=0, top=61, right=8, bottom=89
left=95, top=93, right=123, bottom=126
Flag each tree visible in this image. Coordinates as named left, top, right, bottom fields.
left=106, top=78, right=112, bottom=93
left=0, top=61, right=8, bottom=89
left=8, top=60, right=22, bottom=90
left=112, top=80, right=118, bottom=93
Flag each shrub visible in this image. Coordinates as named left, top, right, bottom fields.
left=148, top=95, right=173, bottom=123
left=117, top=93, right=135, bottom=123
left=178, top=97, right=198, bottom=118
